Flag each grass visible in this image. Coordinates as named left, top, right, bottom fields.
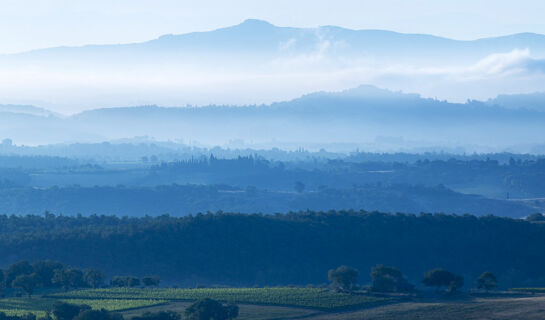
left=50, top=287, right=389, bottom=311
left=0, top=298, right=51, bottom=318
left=60, top=299, right=167, bottom=311
left=0, top=297, right=166, bottom=317
left=121, top=301, right=323, bottom=320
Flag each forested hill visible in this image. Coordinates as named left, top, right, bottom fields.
left=0, top=183, right=535, bottom=217
left=1, top=211, right=545, bottom=289
left=2, top=86, right=545, bottom=150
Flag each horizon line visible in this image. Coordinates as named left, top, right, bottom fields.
left=3, top=18, right=545, bottom=56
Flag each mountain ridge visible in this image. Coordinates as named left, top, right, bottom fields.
left=4, top=19, right=545, bottom=57
left=4, top=85, right=545, bottom=119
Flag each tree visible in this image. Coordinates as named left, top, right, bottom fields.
left=83, top=269, right=105, bottom=288
left=0, top=269, right=5, bottom=293
left=53, top=268, right=85, bottom=291
left=52, top=302, right=91, bottom=320
left=12, top=274, right=39, bottom=297
left=294, top=181, right=305, bottom=193
left=184, top=298, right=238, bottom=320
left=127, top=276, right=140, bottom=287
left=73, top=309, right=123, bottom=320
left=328, top=265, right=359, bottom=292
left=141, top=276, right=160, bottom=287
left=32, top=260, right=63, bottom=288
left=224, top=304, right=239, bottom=319
left=448, top=275, right=464, bottom=293
left=477, top=271, right=498, bottom=292
left=4, top=261, right=33, bottom=288
left=132, top=311, right=180, bottom=320
left=422, top=268, right=464, bottom=293
left=370, top=265, right=413, bottom=292
left=110, top=276, right=126, bottom=287
left=110, top=276, right=139, bottom=287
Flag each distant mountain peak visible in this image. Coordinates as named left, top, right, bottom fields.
left=238, top=19, right=275, bottom=28
left=296, top=85, right=421, bottom=101
left=0, top=104, right=58, bottom=117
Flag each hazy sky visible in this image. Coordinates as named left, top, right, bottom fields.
left=2, top=0, right=545, bottom=54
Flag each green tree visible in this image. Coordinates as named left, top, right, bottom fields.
left=53, top=268, right=85, bottom=291
left=83, top=269, right=105, bottom=288
left=224, top=304, right=239, bottom=319
left=127, top=276, right=140, bottom=287
left=328, top=265, right=359, bottom=292
left=184, top=298, right=238, bottom=320
left=131, top=311, right=180, bottom=320
left=4, top=261, right=33, bottom=288
left=73, top=309, right=123, bottom=320
left=477, top=271, right=497, bottom=292
left=32, top=260, right=63, bottom=288
left=448, top=275, right=464, bottom=293
left=12, top=274, right=39, bottom=297
left=52, top=302, right=91, bottom=320
left=110, top=276, right=127, bottom=287
left=0, top=269, right=5, bottom=293
left=370, top=265, right=413, bottom=292
left=110, top=276, right=139, bottom=287
left=141, top=276, right=160, bottom=287
left=422, top=268, right=464, bottom=293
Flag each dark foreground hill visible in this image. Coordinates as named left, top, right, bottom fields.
left=1, top=211, right=544, bottom=288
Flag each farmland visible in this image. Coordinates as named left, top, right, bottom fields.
left=0, top=287, right=389, bottom=318
left=0, top=297, right=165, bottom=317
left=49, top=287, right=388, bottom=310
left=2, top=287, right=545, bottom=319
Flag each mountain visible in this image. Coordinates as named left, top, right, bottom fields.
left=487, top=92, right=545, bottom=111
left=1, top=85, right=544, bottom=151
left=0, top=104, right=58, bottom=117
left=6, top=20, right=545, bottom=64
left=2, top=20, right=545, bottom=111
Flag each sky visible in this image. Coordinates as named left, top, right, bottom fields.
left=1, top=0, right=545, bottom=54
left=1, top=0, right=545, bottom=114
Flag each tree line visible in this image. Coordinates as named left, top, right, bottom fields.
left=328, top=265, right=497, bottom=294
left=0, top=260, right=160, bottom=297
left=1, top=211, right=545, bottom=287
left=0, top=298, right=238, bottom=320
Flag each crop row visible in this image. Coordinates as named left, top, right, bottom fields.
left=51, top=288, right=387, bottom=310
left=0, top=297, right=166, bottom=317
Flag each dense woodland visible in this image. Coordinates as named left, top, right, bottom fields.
left=0, top=211, right=544, bottom=288
left=2, top=154, right=545, bottom=196
left=0, top=183, right=534, bottom=217
left=0, top=154, right=544, bottom=217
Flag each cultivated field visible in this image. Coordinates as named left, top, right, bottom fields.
left=1, top=288, right=545, bottom=319
left=49, top=287, right=388, bottom=310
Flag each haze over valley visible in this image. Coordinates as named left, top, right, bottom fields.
left=2, top=3, right=545, bottom=320
left=2, top=19, right=545, bottom=113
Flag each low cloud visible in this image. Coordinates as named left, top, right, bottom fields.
left=1, top=46, right=545, bottom=113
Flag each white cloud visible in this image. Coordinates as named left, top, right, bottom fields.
left=1, top=46, right=545, bottom=114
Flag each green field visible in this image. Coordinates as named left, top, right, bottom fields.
left=49, top=287, right=388, bottom=310
left=0, top=298, right=52, bottom=318
left=0, top=297, right=166, bottom=317
left=2, top=288, right=545, bottom=320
